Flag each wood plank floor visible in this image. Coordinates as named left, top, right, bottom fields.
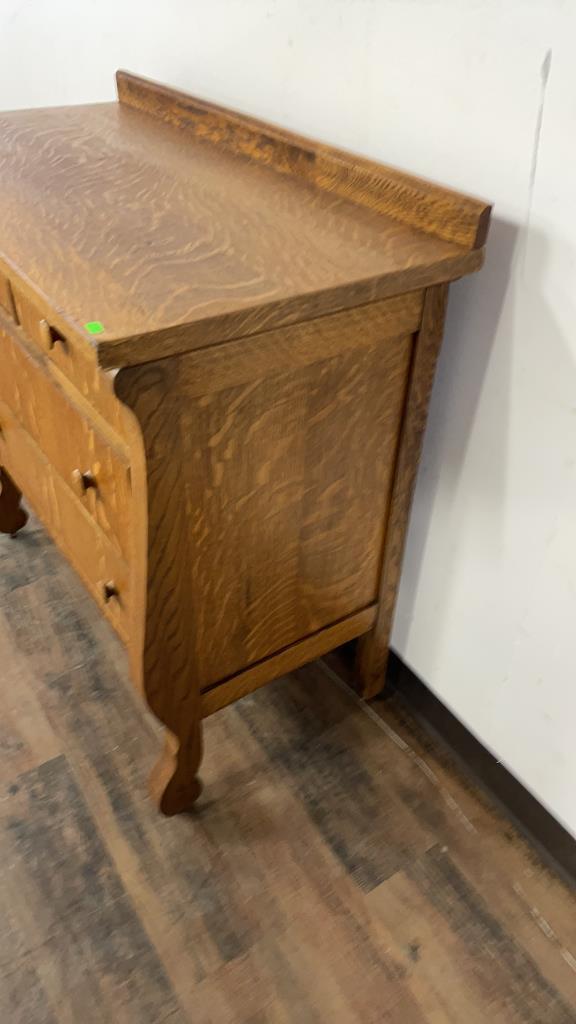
left=1, top=517, right=575, bottom=1023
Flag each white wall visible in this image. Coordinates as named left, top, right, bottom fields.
left=2, top=1, right=575, bottom=835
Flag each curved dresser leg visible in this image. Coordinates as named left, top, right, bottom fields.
left=149, top=723, right=203, bottom=816
left=115, top=361, right=207, bottom=815
left=0, top=467, right=28, bottom=536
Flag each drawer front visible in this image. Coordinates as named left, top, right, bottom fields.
left=0, top=318, right=132, bottom=561
left=8, top=285, right=131, bottom=440
left=0, top=401, right=130, bottom=643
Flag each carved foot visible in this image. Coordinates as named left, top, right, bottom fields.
left=0, top=468, right=28, bottom=536
left=149, top=726, right=203, bottom=816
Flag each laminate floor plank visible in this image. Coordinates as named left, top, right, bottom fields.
left=0, top=619, right=61, bottom=780
left=1, top=518, right=575, bottom=1022
left=358, top=681, right=576, bottom=1012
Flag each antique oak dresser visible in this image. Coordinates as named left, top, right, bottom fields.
left=0, top=72, right=491, bottom=814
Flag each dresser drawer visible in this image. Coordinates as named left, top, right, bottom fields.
left=0, top=316, right=132, bottom=561
left=0, top=401, right=130, bottom=642
left=8, top=286, right=131, bottom=440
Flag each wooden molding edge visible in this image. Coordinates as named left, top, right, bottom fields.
left=116, top=70, right=492, bottom=250
left=200, top=605, right=377, bottom=718
left=96, top=251, right=482, bottom=370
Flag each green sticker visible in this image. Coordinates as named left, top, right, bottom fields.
left=84, top=320, right=105, bottom=335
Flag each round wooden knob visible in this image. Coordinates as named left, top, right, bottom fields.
left=71, top=469, right=97, bottom=495
left=101, top=581, right=119, bottom=604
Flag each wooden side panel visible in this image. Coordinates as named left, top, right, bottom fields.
left=178, top=336, right=412, bottom=684
left=113, top=294, right=420, bottom=811
left=117, top=300, right=415, bottom=691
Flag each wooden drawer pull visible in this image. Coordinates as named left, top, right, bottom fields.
left=101, top=580, right=119, bottom=604
left=0, top=275, right=17, bottom=322
left=40, top=318, right=67, bottom=351
left=71, top=469, right=98, bottom=495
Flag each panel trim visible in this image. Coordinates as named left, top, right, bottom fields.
left=173, top=292, right=423, bottom=396
left=200, top=605, right=377, bottom=717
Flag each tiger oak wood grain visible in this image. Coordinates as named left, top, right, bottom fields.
left=200, top=605, right=378, bottom=718
left=0, top=73, right=488, bottom=368
left=117, top=71, right=490, bottom=251
left=9, top=286, right=135, bottom=438
left=114, top=298, right=416, bottom=810
left=0, top=312, right=132, bottom=560
left=145, top=314, right=412, bottom=677
left=0, top=401, right=130, bottom=643
left=0, top=71, right=491, bottom=813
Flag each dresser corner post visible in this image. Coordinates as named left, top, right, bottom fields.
left=0, top=466, right=29, bottom=536
left=114, top=358, right=204, bottom=816
left=354, top=282, right=450, bottom=701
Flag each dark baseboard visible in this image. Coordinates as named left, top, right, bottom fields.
left=325, top=643, right=575, bottom=888
left=383, top=651, right=576, bottom=887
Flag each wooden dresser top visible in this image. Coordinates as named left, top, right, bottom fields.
left=0, top=72, right=491, bottom=368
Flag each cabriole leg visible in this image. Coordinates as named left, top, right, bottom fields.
left=149, top=721, right=203, bottom=816
left=115, top=361, right=206, bottom=816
